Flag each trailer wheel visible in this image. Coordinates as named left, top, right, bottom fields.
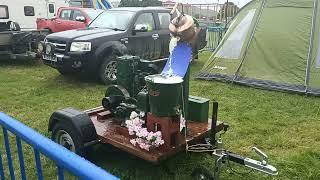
left=191, top=166, right=214, bottom=180
left=51, top=122, right=85, bottom=156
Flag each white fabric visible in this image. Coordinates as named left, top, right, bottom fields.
left=215, top=9, right=256, bottom=59
left=169, top=37, right=178, bottom=54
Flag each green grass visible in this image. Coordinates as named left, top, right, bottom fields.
left=0, top=53, right=320, bottom=180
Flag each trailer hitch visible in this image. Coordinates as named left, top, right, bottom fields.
left=210, top=146, right=278, bottom=179
left=188, top=101, right=278, bottom=179
left=188, top=140, right=278, bottom=179
left=243, top=147, right=278, bottom=175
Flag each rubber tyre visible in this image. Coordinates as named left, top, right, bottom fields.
left=191, top=166, right=214, bottom=180
left=99, top=55, right=117, bottom=85
left=51, top=122, right=85, bottom=156
left=8, top=21, right=21, bottom=31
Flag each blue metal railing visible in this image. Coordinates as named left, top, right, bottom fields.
left=0, top=112, right=119, bottom=180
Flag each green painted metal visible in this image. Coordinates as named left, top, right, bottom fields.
left=182, top=67, right=190, bottom=119
left=145, top=75, right=183, bottom=117
left=116, top=56, right=140, bottom=97
left=136, top=90, right=149, bottom=113
left=116, top=56, right=167, bottom=98
left=188, top=96, right=209, bottom=122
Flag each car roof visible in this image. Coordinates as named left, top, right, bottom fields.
left=59, top=7, right=104, bottom=11
left=109, top=7, right=170, bottom=12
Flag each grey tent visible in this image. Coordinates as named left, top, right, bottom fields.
left=198, top=0, right=320, bottom=95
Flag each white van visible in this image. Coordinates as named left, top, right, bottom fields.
left=0, top=0, right=68, bottom=30
left=0, top=0, right=115, bottom=30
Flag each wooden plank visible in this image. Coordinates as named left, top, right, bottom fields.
left=88, top=108, right=225, bottom=163
left=97, top=111, right=111, bottom=121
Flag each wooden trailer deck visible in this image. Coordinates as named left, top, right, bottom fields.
left=85, top=107, right=226, bottom=163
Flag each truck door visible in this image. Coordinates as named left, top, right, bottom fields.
left=54, top=9, right=73, bottom=32
left=154, top=12, right=171, bottom=59
left=127, top=13, right=156, bottom=60
left=70, top=10, right=87, bottom=29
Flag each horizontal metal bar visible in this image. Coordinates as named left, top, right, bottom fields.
left=48, top=43, right=66, bottom=47
left=227, top=151, right=245, bottom=165
left=55, top=48, right=66, bottom=51
left=0, top=112, right=118, bottom=180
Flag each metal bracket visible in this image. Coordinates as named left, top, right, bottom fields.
left=252, top=146, right=268, bottom=165
left=213, top=154, right=226, bottom=180
left=243, top=147, right=278, bottom=175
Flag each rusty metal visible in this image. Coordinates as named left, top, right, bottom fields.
left=86, top=107, right=225, bottom=163
left=146, top=113, right=182, bottom=150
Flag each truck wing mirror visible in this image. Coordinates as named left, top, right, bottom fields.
left=75, top=16, right=86, bottom=22
left=133, top=24, right=148, bottom=33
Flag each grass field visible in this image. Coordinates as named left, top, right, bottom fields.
left=0, top=52, right=320, bottom=180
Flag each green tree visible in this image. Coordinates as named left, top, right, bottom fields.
left=217, top=2, right=239, bottom=20
left=119, top=0, right=162, bottom=7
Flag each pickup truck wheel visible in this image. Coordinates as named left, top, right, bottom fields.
left=51, top=122, right=85, bottom=156
left=8, top=21, right=21, bottom=31
left=99, top=56, right=117, bottom=84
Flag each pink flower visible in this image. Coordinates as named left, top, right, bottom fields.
left=138, top=141, right=151, bottom=151
left=128, top=130, right=135, bottom=136
left=139, top=111, right=145, bottom=117
left=146, top=133, right=153, bottom=141
left=130, top=111, right=138, bottom=119
left=155, top=131, right=162, bottom=136
left=155, top=138, right=164, bottom=146
left=130, top=139, right=137, bottom=146
left=127, top=111, right=165, bottom=151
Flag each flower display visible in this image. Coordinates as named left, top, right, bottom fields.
left=125, top=111, right=164, bottom=151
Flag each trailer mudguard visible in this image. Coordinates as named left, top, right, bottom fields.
left=48, top=108, right=97, bottom=143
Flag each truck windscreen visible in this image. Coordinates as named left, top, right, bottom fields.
left=89, top=11, right=134, bottom=31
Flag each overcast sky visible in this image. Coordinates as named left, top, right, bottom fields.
left=109, top=0, right=252, bottom=8
left=167, top=0, right=252, bottom=7
left=156, top=0, right=251, bottom=7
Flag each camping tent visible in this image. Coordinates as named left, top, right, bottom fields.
left=197, top=0, right=320, bottom=95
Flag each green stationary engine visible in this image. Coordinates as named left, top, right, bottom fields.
left=145, top=75, right=183, bottom=117
left=102, top=55, right=165, bottom=121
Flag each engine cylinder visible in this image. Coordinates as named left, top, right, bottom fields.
left=145, top=74, right=183, bottom=117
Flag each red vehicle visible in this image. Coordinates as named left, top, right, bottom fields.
left=36, top=7, right=104, bottom=33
